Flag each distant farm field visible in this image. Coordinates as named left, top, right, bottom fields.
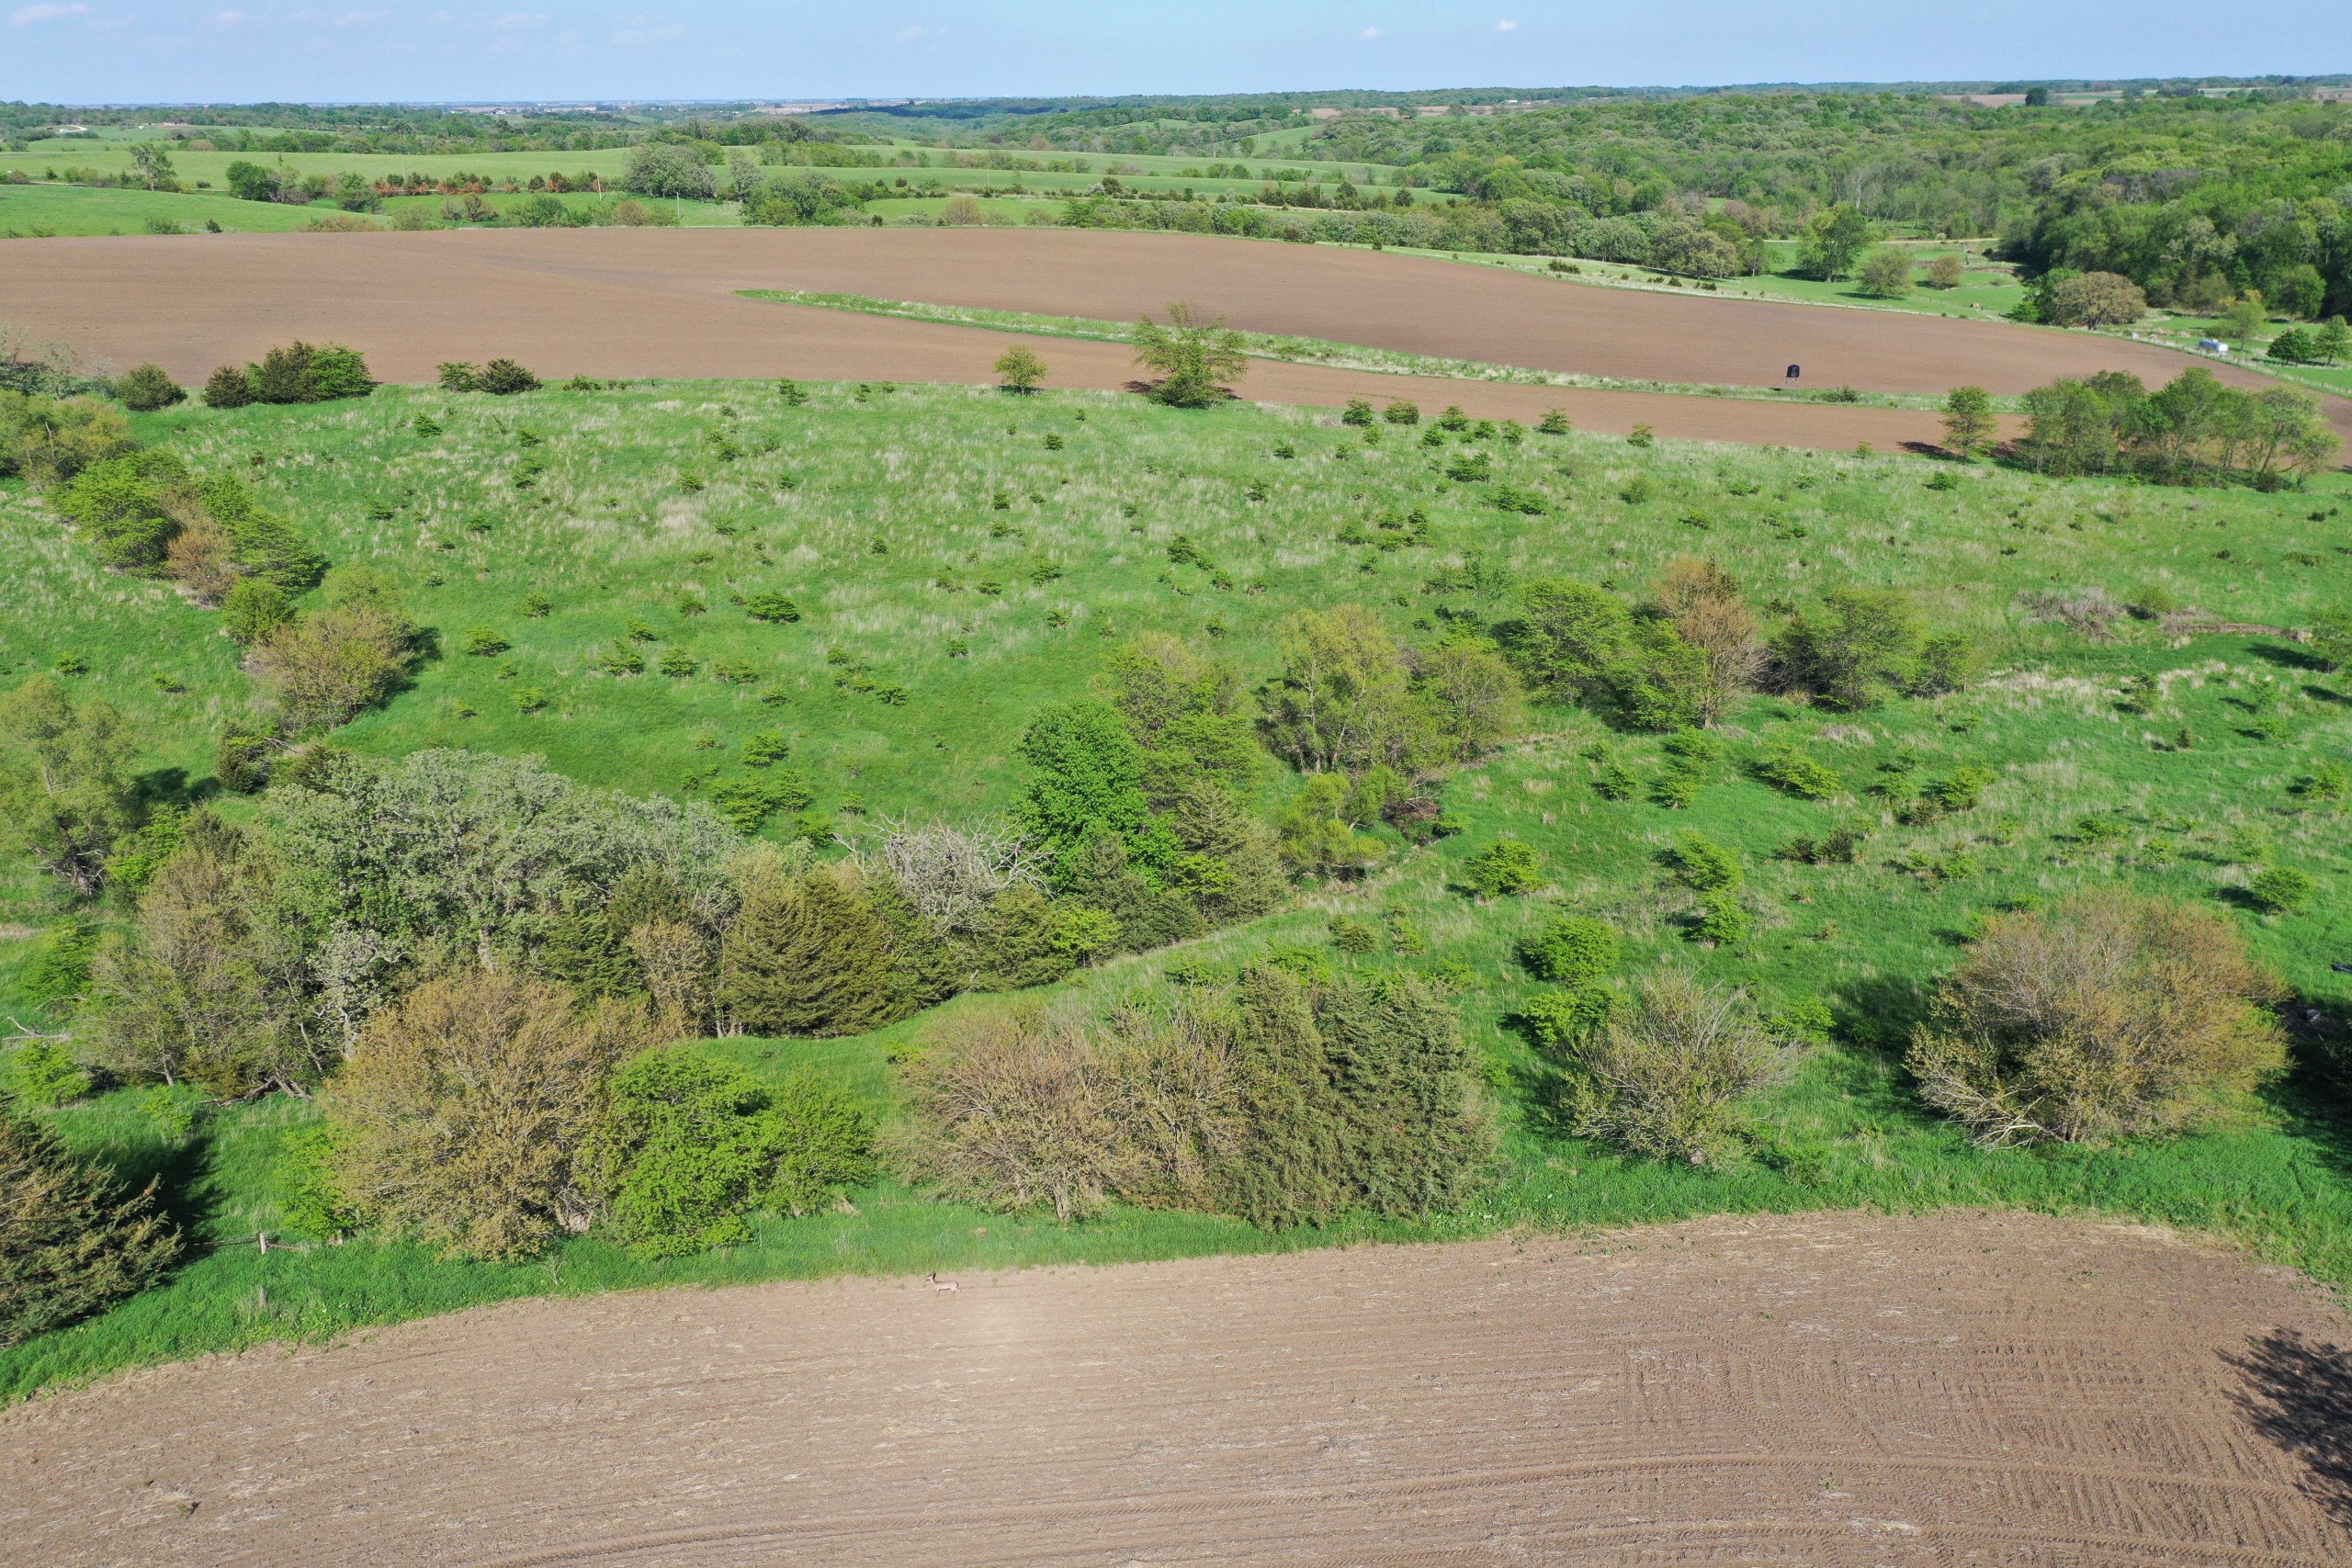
left=9, top=229, right=2339, bottom=452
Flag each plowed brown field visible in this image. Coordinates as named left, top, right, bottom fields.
left=12, top=229, right=2344, bottom=453
left=6, top=1211, right=2346, bottom=1567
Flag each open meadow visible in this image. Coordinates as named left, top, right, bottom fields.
left=6, top=79, right=2352, bottom=1568
left=4, top=371, right=2349, bottom=1411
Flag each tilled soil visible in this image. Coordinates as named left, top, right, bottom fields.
left=15, top=229, right=2338, bottom=452
left=5, top=1210, right=2346, bottom=1567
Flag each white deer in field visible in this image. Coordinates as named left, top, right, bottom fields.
left=925, top=1272, right=960, bottom=1294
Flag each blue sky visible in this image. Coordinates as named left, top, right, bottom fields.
left=6, top=1, right=2347, bottom=105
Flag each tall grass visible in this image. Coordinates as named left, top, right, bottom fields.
left=1, top=379, right=2346, bottom=1401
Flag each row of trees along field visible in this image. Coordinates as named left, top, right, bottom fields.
left=3, top=327, right=2347, bottom=1366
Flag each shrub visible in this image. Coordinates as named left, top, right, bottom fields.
left=1517, top=915, right=1620, bottom=985
left=1383, top=398, right=1419, bottom=425
left=1521, top=985, right=1613, bottom=1050
left=742, top=592, right=801, bottom=623
left=1, top=1107, right=179, bottom=1348
left=900, top=964, right=1488, bottom=1229
left=1917, top=763, right=1994, bottom=813
left=436, top=362, right=481, bottom=392
left=993, top=345, right=1046, bottom=393
left=477, top=358, right=539, bottom=396
left=2266, top=327, right=2322, bottom=365
left=1557, top=970, right=1790, bottom=1164
left=1856, top=246, right=1914, bottom=299
left=5, top=1040, right=90, bottom=1109
left=1133, top=301, right=1248, bottom=407
left=327, top=969, right=651, bottom=1259
left=303, top=345, right=374, bottom=400
left=1667, top=830, right=1742, bottom=892
left=0, top=676, right=142, bottom=899
left=1690, top=889, right=1752, bottom=945
left=201, top=365, right=254, bottom=408
left=1340, top=398, right=1374, bottom=425
left=2248, top=865, right=2316, bottom=914
left=1905, top=891, right=2284, bottom=1145
left=1753, top=744, right=1842, bottom=799
left=459, top=626, right=509, bottom=657
left=114, top=363, right=185, bottom=412
left=251, top=578, right=418, bottom=734
left=1462, top=839, right=1542, bottom=897
left=273, top=1122, right=360, bottom=1241
left=580, top=1046, right=874, bottom=1257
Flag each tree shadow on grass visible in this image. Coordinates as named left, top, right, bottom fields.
left=1830, top=970, right=1931, bottom=1055
left=2247, top=642, right=2328, bottom=675
left=2228, top=1329, right=2352, bottom=1530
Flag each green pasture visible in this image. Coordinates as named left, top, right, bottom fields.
left=0, top=182, right=334, bottom=237
left=2, top=378, right=2348, bottom=1401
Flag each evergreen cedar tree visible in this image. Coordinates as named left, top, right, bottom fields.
left=1, top=1109, right=178, bottom=1348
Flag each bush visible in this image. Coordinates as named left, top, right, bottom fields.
left=201, top=365, right=254, bottom=408
left=1690, top=889, right=1752, bottom=945
left=2266, top=327, right=2322, bottom=365
left=1905, top=891, right=2284, bottom=1145
left=1133, top=301, right=1248, bottom=408
left=580, top=1046, right=874, bottom=1257
left=1, top=1108, right=179, bottom=1348
left=1383, top=399, right=1419, bottom=425
left=1753, top=744, right=1842, bottom=799
left=251, top=581, right=418, bottom=734
left=1462, top=839, right=1542, bottom=897
left=1520, top=984, right=1612, bottom=1050
left=304, top=345, right=374, bottom=400
left=2248, top=865, right=2316, bottom=914
left=1557, top=970, right=1790, bottom=1164
left=477, top=358, right=540, bottom=396
left=5, top=1040, right=90, bottom=1109
left=993, top=345, right=1046, bottom=393
left=114, top=363, right=185, bottom=412
left=327, top=969, right=652, bottom=1259
left=1667, top=830, right=1742, bottom=891
left=243, top=342, right=372, bottom=405
left=1517, top=915, right=1620, bottom=984
left=900, top=964, right=1489, bottom=1229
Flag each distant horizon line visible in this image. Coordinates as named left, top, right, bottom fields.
left=15, top=73, right=2352, bottom=113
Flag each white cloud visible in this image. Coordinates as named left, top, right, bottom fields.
left=1496, top=17, right=1517, bottom=29
left=892, top=24, right=929, bottom=41
left=484, top=10, right=545, bottom=29
left=610, top=21, right=684, bottom=43
left=209, top=7, right=246, bottom=28
left=1358, top=25, right=1382, bottom=39
left=335, top=8, right=390, bottom=25
left=8, top=1, right=91, bottom=22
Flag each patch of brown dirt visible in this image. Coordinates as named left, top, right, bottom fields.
left=5, top=1211, right=2346, bottom=1566
left=20, top=228, right=2340, bottom=453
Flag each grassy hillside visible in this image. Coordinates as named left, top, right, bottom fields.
left=2, top=378, right=2348, bottom=1400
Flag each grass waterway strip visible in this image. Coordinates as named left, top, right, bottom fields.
left=740, top=289, right=1996, bottom=413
